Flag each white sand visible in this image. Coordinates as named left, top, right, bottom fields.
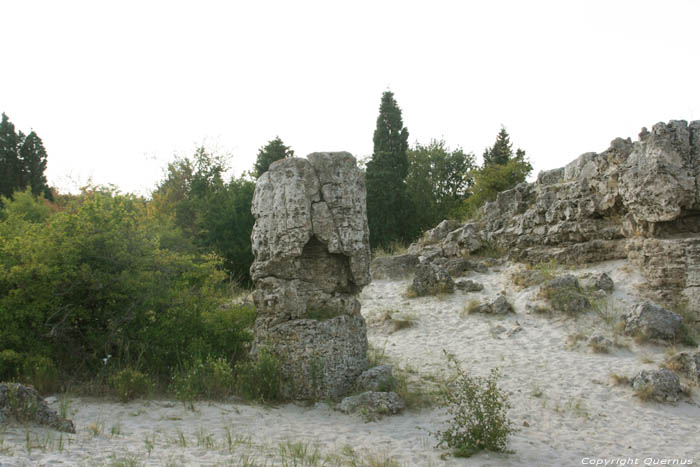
left=1, top=260, right=699, bottom=466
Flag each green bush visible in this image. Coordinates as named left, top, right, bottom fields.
left=170, top=356, right=235, bottom=407
left=109, top=368, right=152, bottom=402
left=21, top=354, right=59, bottom=394
left=434, top=353, right=515, bottom=458
left=0, top=349, right=23, bottom=380
left=235, top=348, right=282, bottom=403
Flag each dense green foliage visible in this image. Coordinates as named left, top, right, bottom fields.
left=253, top=136, right=294, bottom=178
left=406, top=140, right=475, bottom=232
left=366, top=91, right=417, bottom=249
left=0, top=113, right=52, bottom=201
left=152, top=148, right=256, bottom=284
left=0, top=188, right=255, bottom=391
left=435, top=354, right=515, bottom=458
left=462, top=128, right=532, bottom=217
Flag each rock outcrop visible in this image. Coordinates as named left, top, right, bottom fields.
left=408, top=120, right=700, bottom=320
left=0, top=383, right=75, bottom=432
left=250, top=152, right=370, bottom=400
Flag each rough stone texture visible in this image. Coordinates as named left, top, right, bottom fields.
left=581, top=272, right=614, bottom=293
left=631, top=369, right=683, bottom=402
left=623, top=302, right=683, bottom=342
left=405, top=120, right=700, bottom=321
left=665, top=350, right=700, bottom=383
left=337, top=391, right=405, bottom=418
left=455, top=279, right=484, bottom=292
left=250, top=152, right=370, bottom=400
left=0, top=383, right=75, bottom=433
left=410, top=262, right=455, bottom=296
left=539, top=275, right=591, bottom=313
left=471, top=295, right=513, bottom=315
left=356, top=365, right=395, bottom=392
left=370, top=254, right=419, bottom=280
left=587, top=335, right=613, bottom=352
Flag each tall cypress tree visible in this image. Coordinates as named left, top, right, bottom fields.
left=483, top=127, right=513, bottom=166
left=366, top=91, right=416, bottom=249
left=0, top=113, right=52, bottom=200
left=0, top=113, right=21, bottom=199
left=253, top=136, right=294, bottom=178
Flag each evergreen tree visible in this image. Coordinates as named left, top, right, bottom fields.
left=483, top=127, right=513, bottom=166
left=366, top=91, right=416, bottom=249
left=0, top=113, right=52, bottom=200
left=253, top=136, right=294, bottom=178
left=19, top=131, right=52, bottom=199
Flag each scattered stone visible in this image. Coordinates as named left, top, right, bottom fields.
left=471, top=295, right=514, bottom=315
left=623, top=302, right=683, bottom=342
left=250, top=152, right=371, bottom=400
left=587, top=335, right=613, bottom=353
left=539, top=275, right=590, bottom=313
left=356, top=365, right=395, bottom=392
left=631, top=369, right=683, bottom=402
left=664, top=350, right=700, bottom=383
left=506, top=322, right=523, bottom=337
left=0, top=383, right=75, bottom=433
left=490, top=324, right=507, bottom=336
left=410, top=262, right=455, bottom=296
left=581, top=272, right=614, bottom=293
left=370, top=254, right=419, bottom=280
left=455, top=279, right=484, bottom=293
left=337, top=391, right=405, bottom=419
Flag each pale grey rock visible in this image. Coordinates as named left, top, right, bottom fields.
left=665, top=351, right=700, bottom=383
left=623, top=302, right=683, bottom=342
left=337, top=391, right=405, bottom=418
left=250, top=153, right=370, bottom=400
left=0, top=383, right=75, bottom=433
left=356, top=365, right=395, bottom=392
left=455, top=279, right=484, bottom=293
left=471, top=295, right=513, bottom=315
left=410, top=262, right=455, bottom=296
left=631, top=369, right=683, bottom=402
left=587, top=335, right=613, bottom=351
left=370, top=254, right=419, bottom=280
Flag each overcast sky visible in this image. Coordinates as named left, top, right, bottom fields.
left=2, top=0, right=699, bottom=195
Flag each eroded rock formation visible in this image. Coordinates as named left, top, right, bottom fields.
left=250, top=152, right=370, bottom=400
left=408, top=120, right=700, bottom=317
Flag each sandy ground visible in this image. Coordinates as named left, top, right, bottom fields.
left=1, top=260, right=699, bottom=466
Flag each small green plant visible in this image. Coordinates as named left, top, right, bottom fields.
left=235, top=347, right=282, bottom=403
left=433, top=352, right=515, bottom=458
left=109, top=368, right=152, bottom=402
left=170, top=355, right=235, bottom=408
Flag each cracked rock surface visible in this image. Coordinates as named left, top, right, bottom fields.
left=250, top=152, right=370, bottom=400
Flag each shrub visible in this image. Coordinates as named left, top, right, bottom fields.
left=235, top=348, right=282, bottom=403
left=21, top=355, right=59, bottom=394
left=170, top=356, right=235, bottom=407
left=0, top=349, right=23, bottom=380
left=434, top=353, right=515, bottom=458
left=109, top=368, right=152, bottom=402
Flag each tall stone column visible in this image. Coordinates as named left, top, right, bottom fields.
left=250, top=152, right=371, bottom=400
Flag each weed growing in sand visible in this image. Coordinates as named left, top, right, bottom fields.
left=87, top=416, right=106, bottom=437
left=109, top=368, right=153, bottom=402
left=609, top=373, right=631, bottom=386
left=381, top=309, right=417, bottom=332
left=144, top=433, right=156, bottom=456
left=235, top=347, right=282, bottom=403
left=433, top=351, right=515, bottom=458
left=672, top=301, right=700, bottom=347
left=106, top=453, right=143, bottom=467
left=58, top=396, right=72, bottom=419
left=196, top=427, right=216, bottom=449
left=171, top=356, right=236, bottom=408
left=639, top=353, right=655, bottom=364
left=110, top=421, right=122, bottom=437
left=176, top=429, right=187, bottom=448
left=462, top=299, right=482, bottom=316
left=372, top=241, right=408, bottom=259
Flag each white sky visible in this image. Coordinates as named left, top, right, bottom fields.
left=2, top=0, right=699, bottom=195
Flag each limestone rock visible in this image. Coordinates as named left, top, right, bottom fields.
left=455, top=279, right=484, bottom=293
left=665, top=351, right=700, bottom=383
left=623, top=302, right=683, bottom=342
left=410, top=262, right=455, bottom=296
left=250, top=152, right=370, bottom=400
left=471, top=295, right=513, bottom=315
left=581, top=272, right=614, bottom=293
left=356, top=365, right=395, bottom=392
left=539, top=275, right=590, bottom=313
left=0, top=383, right=75, bottom=433
left=337, top=391, right=405, bottom=418
left=370, top=254, right=419, bottom=280
left=631, top=369, right=683, bottom=402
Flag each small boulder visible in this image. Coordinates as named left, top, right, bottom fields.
left=0, top=383, right=75, bottom=433
left=623, top=302, right=683, bottom=342
left=370, top=254, right=419, bottom=280
left=356, top=365, right=395, bottom=392
left=469, top=295, right=514, bottom=315
left=455, top=279, right=484, bottom=293
left=587, top=335, right=613, bottom=353
left=337, top=391, right=405, bottom=419
left=665, top=350, right=700, bottom=383
left=631, top=369, right=683, bottom=402
left=539, top=275, right=590, bottom=313
left=581, top=272, right=614, bottom=293
left=410, top=262, right=455, bottom=296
